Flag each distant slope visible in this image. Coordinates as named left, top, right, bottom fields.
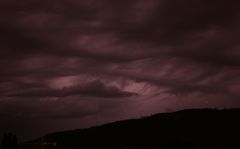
left=21, top=109, right=240, bottom=149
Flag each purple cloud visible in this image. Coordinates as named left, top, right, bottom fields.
left=0, top=0, right=240, bottom=141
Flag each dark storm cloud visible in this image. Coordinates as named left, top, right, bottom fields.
left=118, top=1, right=240, bottom=42
left=1, top=0, right=240, bottom=141
left=106, top=67, right=227, bottom=96
left=8, top=80, right=137, bottom=98
left=0, top=0, right=239, bottom=106
left=1, top=0, right=239, bottom=64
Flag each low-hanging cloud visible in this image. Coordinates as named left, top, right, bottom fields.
left=8, top=80, right=138, bottom=98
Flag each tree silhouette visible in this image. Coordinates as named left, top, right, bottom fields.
left=1, top=133, right=18, bottom=149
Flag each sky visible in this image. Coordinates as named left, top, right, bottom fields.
left=0, top=0, right=240, bottom=141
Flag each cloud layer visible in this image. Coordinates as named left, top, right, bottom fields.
left=0, top=0, right=240, bottom=141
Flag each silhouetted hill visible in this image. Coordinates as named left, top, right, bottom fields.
left=20, top=109, right=240, bottom=149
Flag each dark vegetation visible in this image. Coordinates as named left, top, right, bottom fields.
left=19, top=109, right=240, bottom=149
left=1, top=133, right=18, bottom=149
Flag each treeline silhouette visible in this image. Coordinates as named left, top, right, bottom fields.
left=20, top=109, right=240, bottom=149
left=1, top=133, right=18, bottom=149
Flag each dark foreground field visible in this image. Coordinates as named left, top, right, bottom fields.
left=19, top=109, right=240, bottom=149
